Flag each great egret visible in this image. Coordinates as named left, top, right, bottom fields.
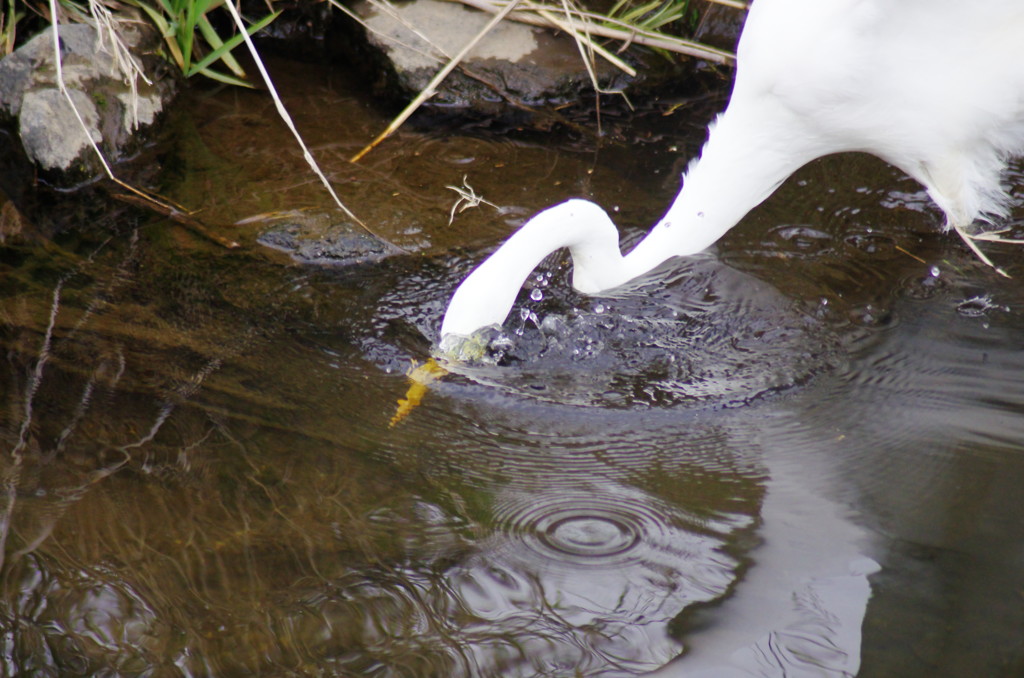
left=441, top=0, right=1024, bottom=342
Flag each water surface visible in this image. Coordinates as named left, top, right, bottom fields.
left=1, top=57, right=1023, bottom=677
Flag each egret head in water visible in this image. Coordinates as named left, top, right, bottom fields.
left=440, top=0, right=1024, bottom=348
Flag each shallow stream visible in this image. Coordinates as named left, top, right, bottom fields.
left=2, top=57, right=1024, bottom=676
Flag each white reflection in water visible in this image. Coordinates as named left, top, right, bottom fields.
left=648, top=440, right=879, bottom=677
left=451, top=481, right=748, bottom=674
left=406, top=260, right=882, bottom=674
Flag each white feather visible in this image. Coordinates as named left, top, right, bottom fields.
left=441, top=0, right=1024, bottom=341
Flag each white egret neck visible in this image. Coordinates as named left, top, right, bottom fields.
left=440, top=0, right=1024, bottom=342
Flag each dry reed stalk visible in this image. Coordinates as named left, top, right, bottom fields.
left=528, top=0, right=635, bottom=76
left=707, top=0, right=748, bottom=9
left=220, top=0, right=394, bottom=247
left=453, top=0, right=736, bottom=64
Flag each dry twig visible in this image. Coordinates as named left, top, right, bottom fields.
left=446, top=175, right=499, bottom=225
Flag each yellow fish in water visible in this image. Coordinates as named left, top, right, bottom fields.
left=389, top=358, right=448, bottom=427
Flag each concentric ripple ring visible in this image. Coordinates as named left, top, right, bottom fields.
left=536, top=509, right=642, bottom=559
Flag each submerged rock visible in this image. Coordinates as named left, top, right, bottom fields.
left=0, top=22, right=177, bottom=186
left=257, top=211, right=405, bottom=266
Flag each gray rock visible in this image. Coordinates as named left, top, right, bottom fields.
left=348, top=0, right=743, bottom=118
left=0, top=22, right=177, bottom=185
left=353, top=0, right=635, bottom=112
left=18, top=88, right=102, bottom=171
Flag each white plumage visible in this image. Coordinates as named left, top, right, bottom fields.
left=441, top=0, right=1024, bottom=340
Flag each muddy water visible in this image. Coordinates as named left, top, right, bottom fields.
left=2, top=57, right=1024, bottom=677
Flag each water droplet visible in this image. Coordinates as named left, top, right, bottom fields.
left=929, top=265, right=940, bottom=278
left=530, top=288, right=543, bottom=302
left=594, top=303, right=605, bottom=314
left=540, top=315, right=565, bottom=334
left=491, top=334, right=514, bottom=352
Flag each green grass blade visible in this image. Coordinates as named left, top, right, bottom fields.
left=606, top=0, right=630, bottom=18
left=124, top=0, right=186, bottom=69
left=178, top=2, right=197, bottom=71
left=194, top=66, right=256, bottom=88
left=194, top=14, right=245, bottom=77
left=188, top=11, right=280, bottom=80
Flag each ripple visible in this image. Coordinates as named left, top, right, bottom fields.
left=541, top=511, right=639, bottom=558
left=843, top=230, right=898, bottom=257
left=402, top=135, right=530, bottom=174
left=761, top=223, right=837, bottom=258
left=271, top=478, right=758, bottom=677
left=896, top=266, right=949, bottom=301
left=436, top=257, right=842, bottom=410
left=494, top=494, right=656, bottom=567
left=488, top=481, right=757, bottom=581
left=846, top=301, right=897, bottom=328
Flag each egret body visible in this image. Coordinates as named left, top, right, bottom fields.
left=441, top=0, right=1024, bottom=341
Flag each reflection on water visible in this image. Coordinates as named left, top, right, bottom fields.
left=1, top=57, right=1024, bottom=677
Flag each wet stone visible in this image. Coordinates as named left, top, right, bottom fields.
left=349, top=0, right=696, bottom=116
left=0, top=22, right=176, bottom=186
